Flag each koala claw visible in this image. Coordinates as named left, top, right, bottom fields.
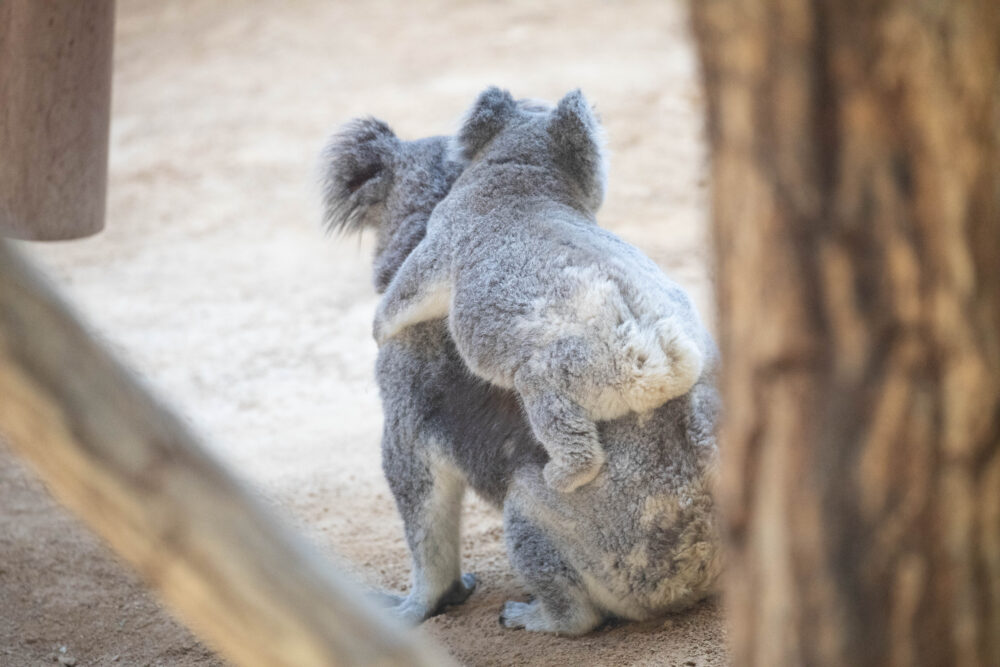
left=543, top=452, right=605, bottom=493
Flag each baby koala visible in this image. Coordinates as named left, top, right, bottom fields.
left=373, top=88, right=708, bottom=493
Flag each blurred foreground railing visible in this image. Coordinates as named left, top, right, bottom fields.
left=0, top=240, right=451, bottom=666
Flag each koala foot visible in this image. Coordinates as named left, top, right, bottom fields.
left=499, top=598, right=603, bottom=635
left=543, top=447, right=605, bottom=493
left=499, top=600, right=536, bottom=630
left=385, top=573, right=478, bottom=625
left=430, top=572, right=478, bottom=615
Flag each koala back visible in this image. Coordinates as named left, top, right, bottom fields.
left=376, top=320, right=546, bottom=507
left=502, top=360, right=722, bottom=618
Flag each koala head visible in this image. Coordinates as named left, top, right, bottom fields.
left=321, top=118, right=464, bottom=292
left=454, top=87, right=607, bottom=212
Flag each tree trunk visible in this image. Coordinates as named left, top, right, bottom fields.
left=690, top=1, right=1000, bottom=665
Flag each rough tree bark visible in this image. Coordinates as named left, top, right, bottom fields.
left=691, top=1, right=1000, bottom=665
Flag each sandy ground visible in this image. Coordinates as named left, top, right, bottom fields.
left=0, top=1, right=726, bottom=664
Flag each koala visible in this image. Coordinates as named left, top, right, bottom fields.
left=320, top=98, right=721, bottom=636
left=371, top=88, right=708, bottom=493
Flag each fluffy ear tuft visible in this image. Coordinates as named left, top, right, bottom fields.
left=548, top=89, right=607, bottom=210
left=320, top=117, right=399, bottom=233
left=454, top=86, right=517, bottom=161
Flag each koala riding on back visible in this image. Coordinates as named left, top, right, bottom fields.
left=373, top=87, right=709, bottom=493
left=322, top=102, right=721, bottom=636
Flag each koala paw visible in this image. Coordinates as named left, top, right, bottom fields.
left=543, top=450, right=604, bottom=493
left=371, top=315, right=389, bottom=346
left=431, top=572, right=478, bottom=615
left=499, top=600, right=531, bottom=629
left=379, top=573, right=478, bottom=626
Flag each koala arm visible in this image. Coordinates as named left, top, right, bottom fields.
left=373, top=234, right=452, bottom=344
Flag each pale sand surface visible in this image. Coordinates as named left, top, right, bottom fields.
left=1, top=1, right=726, bottom=664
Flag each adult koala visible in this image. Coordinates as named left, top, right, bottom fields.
left=321, top=93, right=721, bottom=635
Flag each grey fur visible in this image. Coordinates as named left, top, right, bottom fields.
left=373, top=88, right=708, bottom=493
left=321, top=100, right=721, bottom=635
left=455, top=86, right=518, bottom=162
left=321, top=118, right=464, bottom=292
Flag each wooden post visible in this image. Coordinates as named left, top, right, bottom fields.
left=0, top=240, right=452, bottom=666
left=0, top=1, right=115, bottom=240
left=691, top=1, right=1000, bottom=665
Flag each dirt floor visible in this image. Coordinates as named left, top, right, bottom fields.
left=0, top=1, right=726, bottom=664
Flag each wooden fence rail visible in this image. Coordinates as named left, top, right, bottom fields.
left=0, top=240, right=451, bottom=666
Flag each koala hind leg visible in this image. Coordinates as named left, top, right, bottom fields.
left=514, top=364, right=605, bottom=493
left=500, top=507, right=604, bottom=635
left=382, top=437, right=476, bottom=624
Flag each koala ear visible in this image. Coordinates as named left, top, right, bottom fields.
left=548, top=89, right=607, bottom=210
left=454, top=86, right=517, bottom=160
left=320, top=117, right=400, bottom=233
